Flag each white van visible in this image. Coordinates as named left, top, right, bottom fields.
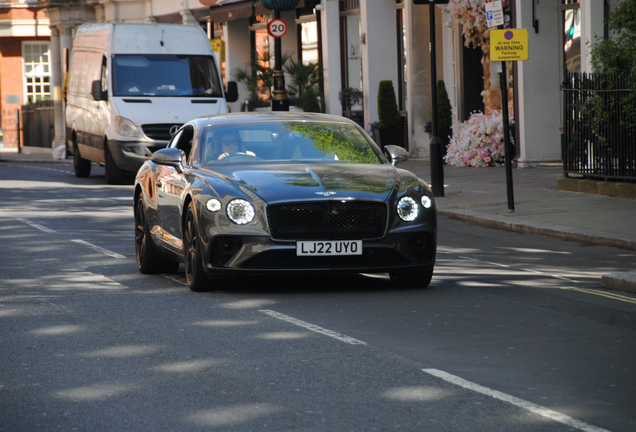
left=65, top=23, right=237, bottom=184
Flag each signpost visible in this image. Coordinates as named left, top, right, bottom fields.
left=487, top=0, right=528, bottom=213
left=269, top=15, right=289, bottom=111
left=412, top=0, right=449, bottom=197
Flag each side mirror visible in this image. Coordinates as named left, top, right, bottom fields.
left=383, top=145, right=409, bottom=166
left=91, top=80, right=107, bottom=101
left=225, top=81, right=239, bottom=103
left=151, top=148, right=184, bottom=173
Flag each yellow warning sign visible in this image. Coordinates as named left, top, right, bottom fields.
left=490, top=29, right=528, bottom=61
left=211, top=39, right=225, bottom=62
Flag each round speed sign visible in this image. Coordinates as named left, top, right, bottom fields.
left=268, top=19, right=287, bottom=38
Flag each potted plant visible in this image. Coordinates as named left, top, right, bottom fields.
left=424, top=80, right=453, bottom=154
left=302, top=87, right=321, bottom=113
left=375, top=80, right=401, bottom=148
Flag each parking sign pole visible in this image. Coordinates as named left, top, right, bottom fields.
left=428, top=2, right=444, bottom=197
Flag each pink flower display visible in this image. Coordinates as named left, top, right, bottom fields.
left=444, top=111, right=505, bottom=167
left=445, top=0, right=511, bottom=48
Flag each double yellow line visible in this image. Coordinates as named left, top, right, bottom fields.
left=561, top=286, right=636, bottom=304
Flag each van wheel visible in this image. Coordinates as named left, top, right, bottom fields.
left=73, top=139, right=91, bottom=178
left=105, top=143, right=125, bottom=185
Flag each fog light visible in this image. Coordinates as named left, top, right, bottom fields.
left=206, top=198, right=222, bottom=212
left=421, top=196, right=432, bottom=209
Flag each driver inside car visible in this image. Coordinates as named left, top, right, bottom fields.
left=216, top=130, right=255, bottom=160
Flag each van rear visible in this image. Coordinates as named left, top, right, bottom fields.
left=66, top=23, right=236, bottom=184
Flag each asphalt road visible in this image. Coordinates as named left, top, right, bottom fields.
left=1, top=161, right=635, bottom=432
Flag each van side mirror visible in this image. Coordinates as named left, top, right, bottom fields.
left=91, top=80, right=107, bottom=101
left=225, top=81, right=238, bottom=103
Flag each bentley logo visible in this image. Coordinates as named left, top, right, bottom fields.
left=315, top=191, right=337, bottom=196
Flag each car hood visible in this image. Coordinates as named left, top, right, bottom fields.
left=206, top=163, right=399, bottom=203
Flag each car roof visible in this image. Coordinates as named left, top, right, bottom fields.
left=189, top=112, right=360, bottom=127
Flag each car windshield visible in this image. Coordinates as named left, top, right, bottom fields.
left=201, top=121, right=382, bottom=165
left=112, top=54, right=223, bottom=97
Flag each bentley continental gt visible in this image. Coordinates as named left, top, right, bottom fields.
left=133, top=112, right=436, bottom=291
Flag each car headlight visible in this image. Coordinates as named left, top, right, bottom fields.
left=206, top=198, right=222, bottom=212
left=115, top=116, right=140, bottom=138
left=421, top=195, right=432, bottom=209
left=397, top=196, right=419, bottom=222
left=226, top=199, right=255, bottom=225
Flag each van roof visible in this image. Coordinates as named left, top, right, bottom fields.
left=74, top=23, right=213, bottom=56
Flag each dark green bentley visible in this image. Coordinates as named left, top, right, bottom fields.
left=133, top=112, right=436, bottom=291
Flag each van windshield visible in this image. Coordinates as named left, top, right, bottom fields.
left=112, top=54, right=223, bottom=97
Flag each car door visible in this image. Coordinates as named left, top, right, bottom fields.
left=154, top=126, right=194, bottom=252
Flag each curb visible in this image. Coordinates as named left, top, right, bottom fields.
left=602, top=272, right=636, bottom=293
left=557, top=176, right=636, bottom=200
left=0, top=158, right=71, bottom=165
left=437, top=209, right=636, bottom=252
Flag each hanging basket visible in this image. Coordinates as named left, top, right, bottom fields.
left=260, top=0, right=300, bottom=11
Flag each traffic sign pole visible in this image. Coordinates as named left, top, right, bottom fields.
left=270, top=12, right=289, bottom=111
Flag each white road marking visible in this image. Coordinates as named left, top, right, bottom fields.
left=71, top=239, right=126, bottom=259
left=259, top=310, right=366, bottom=345
left=452, top=253, right=577, bottom=283
left=16, top=218, right=57, bottom=233
left=422, top=368, right=611, bottom=432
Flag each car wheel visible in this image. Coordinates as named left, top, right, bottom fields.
left=134, top=194, right=179, bottom=274
left=184, top=201, right=210, bottom=292
left=390, top=266, right=434, bottom=288
left=105, top=144, right=126, bottom=185
left=73, top=138, right=91, bottom=178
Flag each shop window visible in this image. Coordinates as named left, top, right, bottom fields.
left=23, top=43, right=51, bottom=103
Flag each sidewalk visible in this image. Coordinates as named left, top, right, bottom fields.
left=2, top=147, right=635, bottom=293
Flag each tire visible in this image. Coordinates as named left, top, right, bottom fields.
left=73, top=138, right=91, bottom=178
left=105, top=143, right=126, bottom=185
left=134, top=193, right=179, bottom=274
left=183, top=201, right=210, bottom=292
left=390, top=265, right=434, bottom=288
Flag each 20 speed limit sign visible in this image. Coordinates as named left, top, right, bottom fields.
left=268, top=19, right=287, bottom=38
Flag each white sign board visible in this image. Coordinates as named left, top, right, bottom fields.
left=485, top=1, right=505, bottom=28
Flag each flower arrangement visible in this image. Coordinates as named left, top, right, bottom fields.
left=444, top=111, right=505, bottom=167
left=445, top=0, right=511, bottom=48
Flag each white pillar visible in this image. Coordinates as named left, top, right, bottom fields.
left=360, top=0, right=399, bottom=130
left=224, top=18, right=252, bottom=113
left=580, top=0, right=604, bottom=73
left=50, top=27, right=65, bottom=149
left=515, top=0, right=562, bottom=166
left=319, top=0, right=342, bottom=116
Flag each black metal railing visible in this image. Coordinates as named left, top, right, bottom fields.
left=562, top=71, right=635, bottom=182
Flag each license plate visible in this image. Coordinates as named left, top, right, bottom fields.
left=296, top=240, right=363, bottom=256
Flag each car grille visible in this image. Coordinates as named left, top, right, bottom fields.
left=266, top=201, right=388, bottom=240
left=142, top=123, right=182, bottom=141
left=239, top=248, right=409, bottom=269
